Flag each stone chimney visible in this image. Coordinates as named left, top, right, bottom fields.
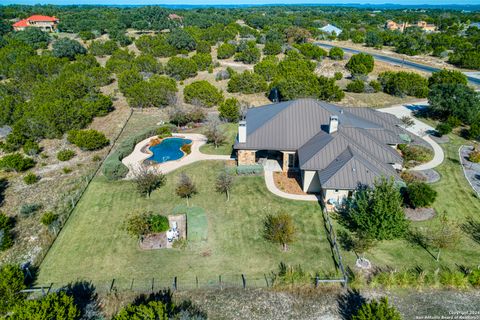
left=238, top=120, right=247, bottom=143
left=328, top=115, right=339, bottom=134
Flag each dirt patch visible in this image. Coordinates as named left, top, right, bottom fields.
left=404, top=207, right=436, bottom=221
left=273, top=171, right=306, bottom=195
left=139, top=233, right=167, bottom=250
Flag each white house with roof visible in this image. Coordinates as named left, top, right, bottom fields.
left=319, top=24, right=343, bottom=35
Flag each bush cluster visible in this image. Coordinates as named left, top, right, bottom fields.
left=67, top=129, right=109, bottom=151
left=378, top=71, right=429, bottom=98
left=0, top=154, right=35, bottom=172
left=23, top=172, right=39, bottom=185
left=346, top=80, right=366, bottom=93
left=183, top=80, right=224, bottom=107
left=469, top=150, right=480, bottom=163
left=399, top=144, right=434, bottom=165
left=227, top=71, right=268, bottom=94
left=57, top=149, right=75, bottom=161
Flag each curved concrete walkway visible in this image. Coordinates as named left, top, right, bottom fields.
left=122, top=133, right=231, bottom=178
left=263, top=168, right=320, bottom=202
left=379, top=101, right=445, bottom=171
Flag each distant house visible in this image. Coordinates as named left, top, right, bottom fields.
left=319, top=24, right=343, bottom=35
left=385, top=20, right=436, bottom=33
left=234, top=99, right=426, bottom=203
left=470, top=22, right=480, bottom=29
left=168, top=13, right=183, bottom=21
left=12, top=15, right=59, bottom=32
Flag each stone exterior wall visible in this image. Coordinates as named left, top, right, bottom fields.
left=237, top=150, right=256, bottom=165
left=282, top=152, right=296, bottom=173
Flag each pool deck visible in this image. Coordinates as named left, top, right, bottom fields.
left=122, top=133, right=232, bottom=179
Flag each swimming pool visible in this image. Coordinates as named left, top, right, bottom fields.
left=147, top=137, right=192, bottom=164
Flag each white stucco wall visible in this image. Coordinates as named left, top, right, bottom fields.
left=302, top=170, right=321, bottom=193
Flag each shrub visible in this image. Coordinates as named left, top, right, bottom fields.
left=334, top=72, right=343, bottom=80
left=126, top=75, right=177, bottom=108
left=191, top=53, right=212, bottom=71
left=184, top=81, right=224, bottom=107
left=436, top=123, right=452, bottom=136
left=346, top=53, right=374, bottom=76
left=22, top=140, right=41, bottom=156
left=181, top=143, right=191, bottom=154
left=227, top=71, right=268, bottom=94
left=62, top=167, right=72, bottom=174
left=294, top=43, right=327, bottom=61
left=196, top=40, right=211, bottom=53
left=11, top=291, right=80, bottom=319
left=57, top=149, right=75, bottom=161
left=40, top=211, right=58, bottom=226
left=346, top=80, right=365, bottom=93
left=469, top=150, right=480, bottom=163
left=0, top=153, right=35, bottom=172
left=0, top=213, right=14, bottom=251
left=169, top=108, right=206, bottom=127
left=148, top=215, right=169, bottom=233
left=352, top=297, right=401, bottom=320
left=378, top=71, right=429, bottom=98
left=89, top=40, right=118, bottom=56
left=67, top=129, right=109, bottom=151
left=236, top=164, right=263, bottom=175
left=234, top=42, right=261, bottom=64
left=428, top=69, right=468, bottom=88
left=369, top=80, right=382, bottom=92
left=166, top=28, right=196, bottom=52
left=156, top=125, right=172, bottom=138
left=329, top=47, right=344, bottom=60
left=23, top=172, right=39, bottom=185
left=217, top=42, right=236, bottom=59
left=132, top=167, right=166, bottom=198
left=52, top=38, right=87, bottom=60
left=254, top=56, right=278, bottom=81
left=118, top=69, right=143, bottom=94
left=165, top=56, right=197, bottom=80
left=264, top=211, right=296, bottom=251
left=20, top=203, right=42, bottom=217
left=404, top=182, right=437, bottom=208
left=134, top=54, right=162, bottom=74
left=401, top=145, right=434, bottom=164
left=263, top=41, right=282, bottom=55
left=219, top=97, right=240, bottom=122
left=113, top=301, right=167, bottom=320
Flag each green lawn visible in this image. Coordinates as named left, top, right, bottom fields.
left=199, top=123, right=237, bottom=156
left=338, top=133, right=480, bottom=270
left=37, top=161, right=335, bottom=287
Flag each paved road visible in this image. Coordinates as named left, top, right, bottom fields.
left=316, top=42, right=480, bottom=86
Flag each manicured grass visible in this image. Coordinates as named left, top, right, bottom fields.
left=37, top=161, right=335, bottom=287
left=338, top=133, right=480, bottom=270
left=199, top=123, right=237, bottom=156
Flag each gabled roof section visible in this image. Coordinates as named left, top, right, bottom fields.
left=319, top=147, right=390, bottom=190
left=27, top=15, right=58, bottom=22
left=13, top=19, right=28, bottom=27
left=235, top=99, right=333, bottom=151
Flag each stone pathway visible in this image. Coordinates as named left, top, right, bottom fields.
left=122, top=133, right=232, bottom=179
left=379, top=101, right=445, bottom=171
left=459, top=145, right=480, bottom=196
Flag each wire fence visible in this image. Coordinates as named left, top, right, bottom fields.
left=35, top=272, right=346, bottom=296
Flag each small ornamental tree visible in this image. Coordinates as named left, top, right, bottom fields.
left=0, top=154, right=35, bottom=172
left=67, top=129, right=109, bottom=151
left=204, top=117, right=226, bottom=149
left=342, top=178, right=409, bottom=241
left=124, top=212, right=151, bottom=238
left=10, top=291, right=80, bottom=320
left=426, top=213, right=460, bottom=262
left=183, top=81, right=224, bottom=108
left=0, top=264, right=26, bottom=314
left=346, top=53, right=374, bottom=76
left=264, top=211, right=296, bottom=251
left=132, top=166, right=166, bottom=198
left=352, top=297, right=402, bottom=320
left=329, top=47, right=344, bottom=60
left=175, top=173, right=197, bottom=206
left=219, top=97, right=240, bottom=122
left=400, top=116, right=415, bottom=129
left=404, top=182, right=437, bottom=208
left=217, top=43, right=236, bottom=59
left=215, top=170, right=234, bottom=201
left=52, top=38, right=87, bottom=60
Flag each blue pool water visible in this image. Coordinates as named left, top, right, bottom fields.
left=147, top=137, right=192, bottom=164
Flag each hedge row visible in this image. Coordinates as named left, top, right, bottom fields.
left=102, top=126, right=159, bottom=180
left=236, top=164, right=263, bottom=175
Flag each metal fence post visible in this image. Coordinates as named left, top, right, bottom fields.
left=219, top=275, right=222, bottom=290
left=315, top=276, right=319, bottom=288
left=264, top=274, right=269, bottom=287
left=151, top=278, right=154, bottom=292
left=110, top=279, right=115, bottom=293
left=173, top=276, right=177, bottom=291
left=241, top=274, right=246, bottom=289
left=130, top=279, right=134, bottom=291
left=195, top=276, right=198, bottom=289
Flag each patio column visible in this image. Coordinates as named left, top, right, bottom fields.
left=282, top=152, right=296, bottom=173
left=237, top=150, right=256, bottom=165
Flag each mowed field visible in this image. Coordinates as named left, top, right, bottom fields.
left=37, top=160, right=335, bottom=287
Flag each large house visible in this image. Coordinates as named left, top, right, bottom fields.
left=13, top=15, right=59, bottom=32
left=234, top=99, right=425, bottom=203
left=319, top=24, right=343, bottom=35
left=385, top=20, right=436, bottom=33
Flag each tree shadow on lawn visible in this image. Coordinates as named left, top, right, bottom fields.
left=461, top=216, right=480, bottom=245
left=337, top=288, right=366, bottom=320
left=61, top=281, right=102, bottom=319
left=405, top=229, right=437, bottom=261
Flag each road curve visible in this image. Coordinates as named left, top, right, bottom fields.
left=316, top=42, right=480, bottom=86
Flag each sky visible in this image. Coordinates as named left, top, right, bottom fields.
left=1, top=0, right=480, bottom=5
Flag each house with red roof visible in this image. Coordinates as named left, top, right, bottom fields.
left=13, top=15, right=59, bottom=32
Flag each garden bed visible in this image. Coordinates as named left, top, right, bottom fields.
left=273, top=171, right=306, bottom=195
